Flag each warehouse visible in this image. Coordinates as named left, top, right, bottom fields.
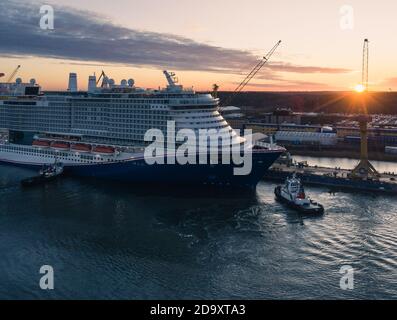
left=275, top=131, right=338, bottom=146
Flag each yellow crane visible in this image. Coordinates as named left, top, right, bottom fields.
left=351, top=39, right=379, bottom=180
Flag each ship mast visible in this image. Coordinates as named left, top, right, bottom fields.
left=163, top=71, right=178, bottom=88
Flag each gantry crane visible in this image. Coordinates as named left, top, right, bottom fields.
left=222, top=40, right=281, bottom=107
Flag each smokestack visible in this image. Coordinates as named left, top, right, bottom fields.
left=68, top=73, right=78, bottom=92
left=88, top=75, right=97, bottom=93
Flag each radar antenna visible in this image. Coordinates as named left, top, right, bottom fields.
left=163, top=70, right=179, bottom=87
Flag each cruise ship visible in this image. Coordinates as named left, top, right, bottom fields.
left=0, top=70, right=284, bottom=189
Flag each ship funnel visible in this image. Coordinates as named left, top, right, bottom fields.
left=88, top=75, right=97, bottom=93
left=68, top=73, right=78, bottom=92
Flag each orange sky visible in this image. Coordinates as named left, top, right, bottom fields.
left=1, top=0, right=397, bottom=92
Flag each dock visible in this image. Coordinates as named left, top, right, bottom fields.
left=264, top=163, right=397, bottom=194
left=263, top=112, right=397, bottom=194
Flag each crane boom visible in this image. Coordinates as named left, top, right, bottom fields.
left=362, top=39, right=369, bottom=91
left=222, top=40, right=281, bottom=107
left=96, top=70, right=108, bottom=87
left=7, top=65, right=21, bottom=82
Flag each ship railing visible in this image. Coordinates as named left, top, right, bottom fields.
left=169, top=97, right=218, bottom=106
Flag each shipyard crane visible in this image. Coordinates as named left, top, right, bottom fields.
left=7, top=65, right=21, bottom=82
left=222, top=40, right=281, bottom=107
left=351, top=38, right=379, bottom=180
left=362, top=39, right=369, bottom=92
left=96, top=70, right=108, bottom=88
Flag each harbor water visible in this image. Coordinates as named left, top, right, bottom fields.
left=0, top=158, right=396, bottom=299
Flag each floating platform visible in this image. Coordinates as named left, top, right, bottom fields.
left=264, top=164, right=397, bottom=194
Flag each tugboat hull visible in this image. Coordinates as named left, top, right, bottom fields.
left=275, top=186, right=324, bottom=215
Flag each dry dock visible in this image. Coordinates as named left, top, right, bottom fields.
left=264, top=163, right=397, bottom=194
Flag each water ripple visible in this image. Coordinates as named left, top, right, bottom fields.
left=1, top=164, right=397, bottom=299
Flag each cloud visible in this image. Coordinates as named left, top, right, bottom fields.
left=380, top=77, right=397, bottom=89
left=266, top=62, right=351, bottom=74
left=241, top=80, right=332, bottom=91
left=0, top=0, right=352, bottom=77
left=0, top=0, right=255, bottom=73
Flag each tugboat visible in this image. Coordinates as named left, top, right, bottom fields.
left=21, top=162, right=64, bottom=187
left=275, top=173, right=324, bottom=214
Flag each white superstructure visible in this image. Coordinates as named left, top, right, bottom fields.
left=0, top=70, right=272, bottom=167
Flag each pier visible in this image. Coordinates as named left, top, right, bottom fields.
left=264, top=161, right=397, bottom=194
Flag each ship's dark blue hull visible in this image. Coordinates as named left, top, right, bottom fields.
left=65, top=151, right=283, bottom=189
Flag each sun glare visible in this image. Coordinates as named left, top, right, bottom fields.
left=355, top=84, right=365, bottom=93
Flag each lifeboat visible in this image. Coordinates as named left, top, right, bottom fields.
left=71, top=143, right=91, bottom=153
left=92, top=145, right=115, bottom=154
left=32, top=140, right=50, bottom=148
left=51, top=141, right=70, bottom=150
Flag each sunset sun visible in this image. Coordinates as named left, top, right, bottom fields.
left=355, top=84, right=366, bottom=93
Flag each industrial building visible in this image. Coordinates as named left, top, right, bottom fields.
left=261, top=108, right=301, bottom=125
left=275, top=131, right=337, bottom=146
left=246, top=122, right=337, bottom=146
left=385, top=146, right=397, bottom=154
